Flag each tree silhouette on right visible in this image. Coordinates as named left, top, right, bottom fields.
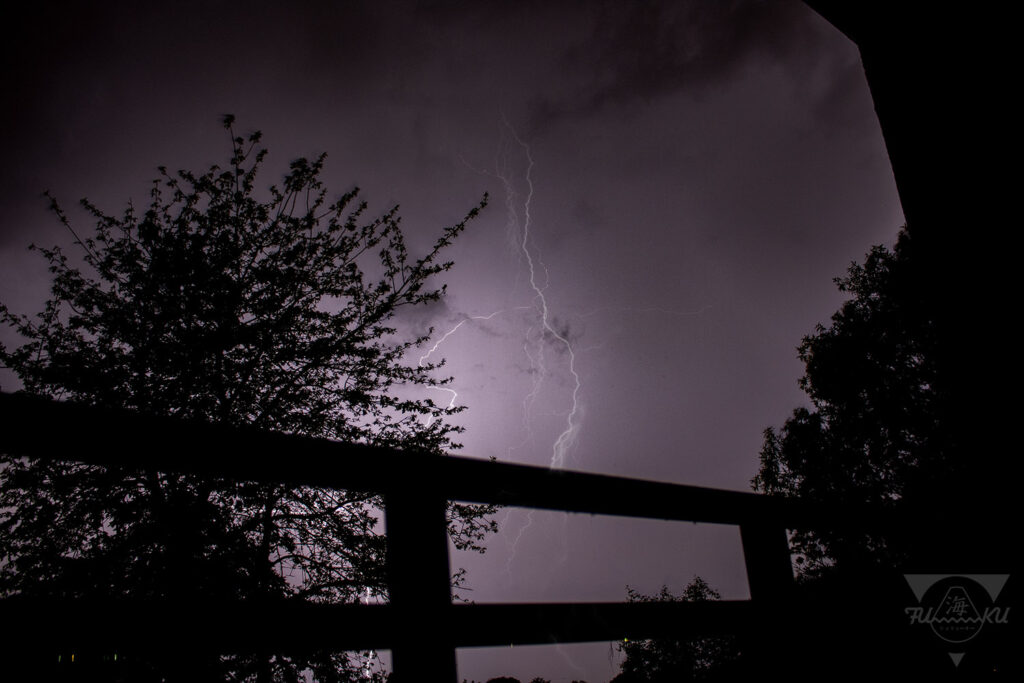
left=748, top=224, right=1021, bottom=677
left=752, top=226, right=944, bottom=574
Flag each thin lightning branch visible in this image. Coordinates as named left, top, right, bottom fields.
left=361, top=587, right=376, bottom=678
left=501, top=504, right=536, bottom=579
left=509, top=325, right=544, bottom=460
left=417, top=309, right=518, bottom=428
left=575, top=304, right=715, bottom=319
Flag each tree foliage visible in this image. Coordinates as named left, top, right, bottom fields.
left=612, top=576, right=738, bottom=682
left=0, top=117, right=494, bottom=680
left=752, top=226, right=949, bottom=573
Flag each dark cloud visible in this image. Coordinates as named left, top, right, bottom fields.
left=0, top=0, right=416, bottom=246
left=388, top=288, right=455, bottom=339
left=526, top=0, right=826, bottom=133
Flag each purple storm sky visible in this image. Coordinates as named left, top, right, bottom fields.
left=0, top=1, right=904, bottom=680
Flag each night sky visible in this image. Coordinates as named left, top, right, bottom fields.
left=0, top=1, right=904, bottom=680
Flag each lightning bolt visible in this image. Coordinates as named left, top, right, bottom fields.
left=480, top=118, right=588, bottom=596
left=447, top=119, right=584, bottom=472
left=498, top=117, right=582, bottom=470
left=426, top=120, right=587, bottom=625
left=434, top=121, right=621, bottom=679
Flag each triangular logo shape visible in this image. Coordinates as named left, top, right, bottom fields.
left=949, top=652, right=965, bottom=667
left=964, top=574, right=1010, bottom=602
left=905, top=574, right=945, bottom=602
left=904, top=573, right=1009, bottom=602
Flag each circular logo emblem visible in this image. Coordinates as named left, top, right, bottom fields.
left=929, top=584, right=984, bottom=643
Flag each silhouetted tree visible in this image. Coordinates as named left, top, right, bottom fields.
left=612, top=576, right=739, bottom=682
left=0, top=117, right=494, bottom=680
left=752, top=226, right=947, bottom=574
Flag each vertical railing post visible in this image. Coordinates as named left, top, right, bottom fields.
left=739, top=520, right=794, bottom=674
left=385, top=486, right=456, bottom=680
left=740, top=521, right=794, bottom=602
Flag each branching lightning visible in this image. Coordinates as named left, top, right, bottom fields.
left=436, top=118, right=584, bottom=471
left=419, top=120, right=587, bottom=586
left=498, top=118, right=582, bottom=470
left=416, top=120, right=589, bottom=661
left=484, top=119, right=588, bottom=602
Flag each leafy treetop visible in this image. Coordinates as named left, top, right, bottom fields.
left=0, top=117, right=494, bottom=681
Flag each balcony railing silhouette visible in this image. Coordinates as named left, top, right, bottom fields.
left=0, top=391, right=887, bottom=679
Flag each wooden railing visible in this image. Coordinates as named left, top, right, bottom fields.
left=0, top=391, right=877, bottom=679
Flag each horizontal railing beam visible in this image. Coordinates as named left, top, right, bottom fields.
left=0, top=600, right=394, bottom=654
left=0, top=599, right=762, bottom=653
left=0, top=392, right=874, bottom=529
